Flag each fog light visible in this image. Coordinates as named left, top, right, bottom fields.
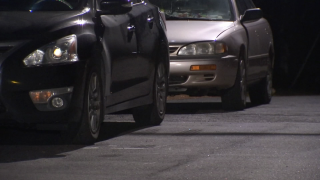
left=51, top=97, right=64, bottom=108
left=30, top=87, right=73, bottom=104
left=30, top=91, right=53, bottom=103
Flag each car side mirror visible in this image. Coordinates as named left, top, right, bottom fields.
left=97, top=0, right=132, bottom=15
left=240, top=8, right=263, bottom=23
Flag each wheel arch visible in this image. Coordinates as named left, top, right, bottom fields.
left=239, top=44, right=247, bottom=65
left=268, top=43, right=275, bottom=69
left=86, top=41, right=112, bottom=98
left=156, top=32, right=170, bottom=78
left=158, top=39, right=170, bottom=77
left=239, top=44, right=246, bottom=57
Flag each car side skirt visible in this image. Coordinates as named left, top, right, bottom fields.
left=105, top=93, right=152, bottom=114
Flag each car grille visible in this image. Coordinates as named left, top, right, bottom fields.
left=169, top=46, right=179, bottom=54
left=169, top=75, right=189, bottom=85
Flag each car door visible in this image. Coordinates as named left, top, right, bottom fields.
left=236, top=0, right=265, bottom=80
left=100, top=0, right=150, bottom=106
left=132, top=1, right=160, bottom=87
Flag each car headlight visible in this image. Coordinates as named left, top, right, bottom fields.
left=23, top=34, right=78, bottom=67
left=177, top=42, right=227, bottom=56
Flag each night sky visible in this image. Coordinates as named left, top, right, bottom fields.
left=252, top=0, right=320, bottom=93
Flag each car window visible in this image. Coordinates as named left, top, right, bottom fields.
left=244, top=0, right=255, bottom=9
left=149, top=0, right=233, bottom=21
left=0, top=0, right=85, bottom=11
left=236, top=0, right=256, bottom=16
left=235, top=0, right=247, bottom=16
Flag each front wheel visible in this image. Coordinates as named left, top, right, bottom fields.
left=68, top=65, right=104, bottom=144
left=221, top=57, right=247, bottom=111
left=132, top=61, right=168, bottom=125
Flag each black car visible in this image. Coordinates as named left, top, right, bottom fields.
left=0, top=0, right=169, bottom=144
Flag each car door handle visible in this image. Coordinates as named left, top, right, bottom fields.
left=147, top=16, right=154, bottom=23
left=127, top=25, right=135, bottom=32
left=147, top=16, right=154, bottom=29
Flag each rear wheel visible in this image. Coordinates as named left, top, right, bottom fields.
left=221, top=55, right=247, bottom=111
left=68, top=65, right=104, bottom=144
left=132, top=61, right=167, bottom=125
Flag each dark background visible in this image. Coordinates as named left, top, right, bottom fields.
left=252, top=0, right=320, bottom=94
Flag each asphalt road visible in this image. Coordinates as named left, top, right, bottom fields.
left=1, top=96, right=320, bottom=180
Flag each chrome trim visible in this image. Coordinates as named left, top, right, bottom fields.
left=248, top=53, right=269, bottom=60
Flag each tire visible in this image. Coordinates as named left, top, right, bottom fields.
left=132, top=61, right=168, bottom=125
left=221, top=56, right=247, bottom=111
left=68, top=65, right=104, bottom=144
left=249, top=62, right=272, bottom=105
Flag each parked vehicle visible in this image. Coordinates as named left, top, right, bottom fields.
left=148, top=0, right=274, bottom=110
left=0, top=0, right=169, bottom=144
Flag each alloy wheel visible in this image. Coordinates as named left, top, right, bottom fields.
left=239, top=59, right=246, bottom=105
left=88, top=72, right=101, bottom=134
left=266, top=71, right=272, bottom=99
left=156, top=63, right=166, bottom=118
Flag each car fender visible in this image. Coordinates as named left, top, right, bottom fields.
left=100, top=41, right=112, bottom=97
left=214, top=22, right=248, bottom=86
left=216, top=22, right=248, bottom=63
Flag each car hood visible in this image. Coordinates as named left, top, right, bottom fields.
left=166, top=21, right=234, bottom=44
left=0, top=10, right=89, bottom=40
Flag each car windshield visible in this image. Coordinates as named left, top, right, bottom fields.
left=0, top=0, right=85, bottom=11
left=149, top=0, right=233, bottom=21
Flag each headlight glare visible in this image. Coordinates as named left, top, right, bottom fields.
left=53, top=47, right=62, bottom=58
left=23, top=34, right=78, bottom=67
left=23, top=50, right=45, bottom=66
left=178, top=44, right=197, bottom=55
left=178, top=42, right=227, bottom=56
left=195, top=43, right=214, bottom=55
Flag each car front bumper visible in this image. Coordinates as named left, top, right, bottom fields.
left=0, top=60, right=86, bottom=124
left=169, top=55, right=238, bottom=91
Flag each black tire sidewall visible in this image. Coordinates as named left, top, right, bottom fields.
left=132, top=61, right=167, bottom=125
left=221, top=55, right=247, bottom=111
left=72, top=64, right=104, bottom=144
left=154, top=61, right=167, bottom=120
